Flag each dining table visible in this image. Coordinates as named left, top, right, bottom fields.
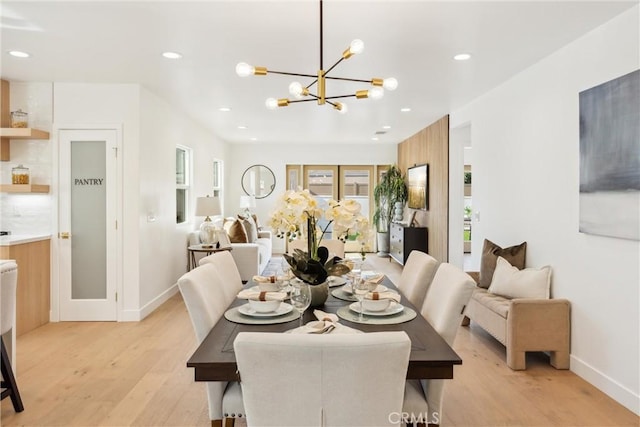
left=187, top=276, right=462, bottom=382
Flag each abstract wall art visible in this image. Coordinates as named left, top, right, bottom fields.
left=579, top=69, right=640, bottom=240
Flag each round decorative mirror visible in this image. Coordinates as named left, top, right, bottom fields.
left=241, top=164, right=276, bottom=199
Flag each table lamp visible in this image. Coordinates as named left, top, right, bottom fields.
left=196, top=195, right=221, bottom=247
left=239, top=195, right=256, bottom=216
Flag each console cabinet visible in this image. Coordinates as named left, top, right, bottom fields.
left=389, top=223, right=428, bottom=265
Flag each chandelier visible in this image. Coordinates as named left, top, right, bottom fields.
left=235, top=0, right=397, bottom=114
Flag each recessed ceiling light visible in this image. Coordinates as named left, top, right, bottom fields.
left=8, top=50, right=30, bottom=58
left=400, top=107, right=411, bottom=112
left=162, top=51, right=182, bottom=59
left=218, top=107, right=232, bottom=112
left=454, top=53, right=471, bottom=61
left=237, top=125, right=247, bottom=130
left=382, top=125, right=391, bottom=130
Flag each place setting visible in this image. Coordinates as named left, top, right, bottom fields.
left=224, top=286, right=299, bottom=325
left=251, top=271, right=294, bottom=294
left=331, top=271, right=386, bottom=302
left=336, top=278, right=417, bottom=325
left=286, top=309, right=363, bottom=335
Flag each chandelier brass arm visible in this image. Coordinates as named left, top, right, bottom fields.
left=235, top=0, right=397, bottom=114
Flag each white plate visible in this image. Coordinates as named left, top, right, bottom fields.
left=327, top=276, right=347, bottom=287
left=238, top=302, right=293, bottom=317
left=348, top=301, right=404, bottom=316
left=342, top=284, right=388, bottom=294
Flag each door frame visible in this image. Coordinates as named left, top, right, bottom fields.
left=50, top=124, right=123, bottom=322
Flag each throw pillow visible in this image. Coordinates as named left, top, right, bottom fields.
left=488, top=256, right=551, bottom=299
left=479, top=239, right=527, bottom=288
left=251, top=213, right=261, bottom=230
left=226, top=219, right=248, bottom=243
left=239, top=214, right=258, bottom=243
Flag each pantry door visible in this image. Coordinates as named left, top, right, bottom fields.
left=58, top=129, right=118, bottom=321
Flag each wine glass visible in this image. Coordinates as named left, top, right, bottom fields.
left=352, top=276, right=368, bottom=322
left=280, top=258, right=292, bottom=291
left=290, top=282, right=311, bottom=328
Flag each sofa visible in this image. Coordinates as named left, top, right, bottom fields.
left=188, top=229, right=272, bottom=282
left=462, top=271, right=571, bottom=370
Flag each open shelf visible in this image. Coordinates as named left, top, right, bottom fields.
left=0, top=128, right=50, bottom=140
left=0, top=128, right=50, bottom=161
left=0, top=184, right=50, bottom=193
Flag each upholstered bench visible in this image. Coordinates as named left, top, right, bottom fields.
left=462, top=271, right=571, bottom=370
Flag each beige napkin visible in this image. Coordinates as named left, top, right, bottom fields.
left=313, top=309, right=339, bottom=323
left=365, top=291, right=401, bottom=303
left=297, top=310, right=340, bottom=334
left=364, top=273, right=385, bottom=285
left=252, top=275, right=283, bottom=283
left=237, top=289, right=287, bottom=301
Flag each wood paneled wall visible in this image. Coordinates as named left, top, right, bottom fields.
left=398, top=115, right=449, bottom=262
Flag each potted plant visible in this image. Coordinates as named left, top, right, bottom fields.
left=373, top=165, right=408, bottom=256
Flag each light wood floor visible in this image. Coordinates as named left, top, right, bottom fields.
left=1, top=256, right=638, bottom=426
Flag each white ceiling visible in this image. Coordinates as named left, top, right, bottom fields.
left=1, top=1, right=636, bottom=145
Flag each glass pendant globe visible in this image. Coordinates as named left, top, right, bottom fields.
left=289, top=82, right=303, bottom=99
left=265, top=98, right=278, bottom=110
left=236, top=62, right=254, bottom=77
left=383, top=78, right=398, bottom=91
left=349, top=39, right=364, bottom=55
left=369, top=86, right=384, bottom=99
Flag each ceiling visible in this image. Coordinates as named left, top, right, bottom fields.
left=1, top=1, right=636, bottom=145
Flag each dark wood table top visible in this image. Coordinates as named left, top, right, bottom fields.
left=187, top=277, right=462, bottom=382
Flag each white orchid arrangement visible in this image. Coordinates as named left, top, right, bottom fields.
left=268, top=189, right=371, bottom=285
left=268, top=188, right=371, bottom=249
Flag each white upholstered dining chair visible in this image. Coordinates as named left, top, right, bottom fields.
left=178, top=262, right=244, bottom=427
left=0, top=260, right=24, bottom=413
left=403, top=263, right=475, bottom=426
left=288, top=238, right=345, bottom=259
left=198, top=250, right=244, bottom=303
left=396, top=251, right=439, bottom=309
left=235, top=331, right=411, bottom=427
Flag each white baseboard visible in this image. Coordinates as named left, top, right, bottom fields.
left=571, top=354, right=640, bottom=415
left=119, top=284, right=179, bottom=322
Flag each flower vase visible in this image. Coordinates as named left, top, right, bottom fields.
left=309, top=282, right=329, bottom=307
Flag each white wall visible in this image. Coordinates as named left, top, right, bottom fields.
left=138, top=87, right=228, bottom=312
left=54, top=83, right=142, bottom=317
left=451, top=7, right=639, bottom=414
left=227, top=143, right=397, bottom=253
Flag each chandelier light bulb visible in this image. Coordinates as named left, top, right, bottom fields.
left=236, top=62, right=254, bottom=77
left=349, top=39, right=364, bottom=55
left=289, top=81, right=304, bottom=98
left=369, top=86, right=384, bottom=99
left=265, top=98, right=278, bottom=110
left=383, top=77, right=398, bottom=91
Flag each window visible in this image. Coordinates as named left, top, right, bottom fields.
left=176, top=146, right=191, bottom=224
left=212, top=159, right=223, bottom=198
